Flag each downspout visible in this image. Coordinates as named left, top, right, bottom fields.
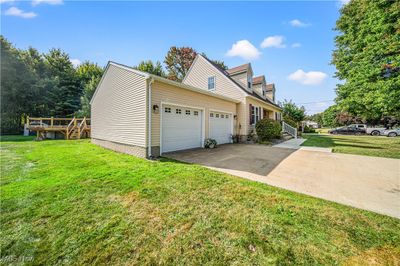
left=147, top=77, right=154, bottom=158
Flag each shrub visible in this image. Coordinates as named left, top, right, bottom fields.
left=303, top=125, right=316, bottom=133
left=283, top=115, right=297, bottom=129
left=255, top=118, right=282, bottom=141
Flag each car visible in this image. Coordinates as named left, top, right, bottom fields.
left=328, top=125, right=365, bottom=135
left=382, top=128, right=400, bottom=137
left=347, top=124, right=386, bottom=136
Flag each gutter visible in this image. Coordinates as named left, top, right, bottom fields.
left=147, top=77, right=154, bottom=158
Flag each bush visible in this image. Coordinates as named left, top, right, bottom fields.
left=283, top=115, right=297, bottom=129
left=255, top=118, right=282, bottom=141
left=303, top=125, right=316, bottom=133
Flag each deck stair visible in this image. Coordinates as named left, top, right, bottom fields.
left=27, top=117, right=90, bottom=140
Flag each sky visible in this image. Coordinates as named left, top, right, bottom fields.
left=1, top=0, right=349, bottom=114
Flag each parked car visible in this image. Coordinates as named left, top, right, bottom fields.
left=382, top=128, right=400, bottom=137
left=347, top=124, right=386, bottom=136
left=328, top=125, right=365, bottom=135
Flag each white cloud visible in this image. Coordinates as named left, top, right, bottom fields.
left=5, top=7, right=37, bottom=18
left=289, top=19, right=311, bottom=27
left=32, top=0, right=63, bottom=6
left=0, top=0, right=15, bottom=4
left=291, top=43, right=301, bottom=48
left=70, top=59, right=81, bottom=68
left=339, top=0, right=351, bottom=5
left=260, top=36, right=286, bottom=48
left=287, top=69, right=327, bottom=85
left=225, top=40, right=261, bottom=60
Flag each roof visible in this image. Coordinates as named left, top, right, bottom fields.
left=266, top=83, right=275, bottom=90
left=226, top=63, right=250, bottom=75
left=200, top=55, right=281, bottom=109
left=252, top=76, right=265, bottom=85
left=90, top=61, right=240, bottom=104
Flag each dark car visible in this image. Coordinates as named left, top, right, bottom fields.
left=328, top=125, right=365, bottom=135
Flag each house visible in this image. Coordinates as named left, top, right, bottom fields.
left=90, top=54, right=282, bottom=158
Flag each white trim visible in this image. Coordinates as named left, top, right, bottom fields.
left=90, top=62, right=150, bottom=105
left=151, top=74, right=240, bottom=103
left=109, top=61, right=150, bottom=78
left=208, top=109, right=234, bottom=143
left=198, top=55, right=247, bottom=97
left=208, top=75, right=216, bottom=91
left=247, top=95, right=282, bottom=111
left=181, top=55, right=199, bottom=84
left=159, top=101, right=205, bottom=155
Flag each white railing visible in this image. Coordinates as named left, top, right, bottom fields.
left=282, top=121, right=297, bottom=139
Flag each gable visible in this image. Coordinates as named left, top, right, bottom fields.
left=182, top=55, right=246, bottom=101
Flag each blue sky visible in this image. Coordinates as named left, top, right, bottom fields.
left=1, top=0, right=347, bottom=114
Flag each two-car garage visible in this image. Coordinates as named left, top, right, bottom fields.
left=161, top=104, right=233, bottom=153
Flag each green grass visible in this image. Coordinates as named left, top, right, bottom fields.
left=302, top=134, right=400, bottom=159
left=1, top=136, right=399, bottom=265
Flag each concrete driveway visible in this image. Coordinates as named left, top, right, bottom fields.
left=165, top=144, right=400, bottom=218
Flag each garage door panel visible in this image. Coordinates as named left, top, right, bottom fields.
left=162, top=105, right=203, bottom=153
left=209, top=112, right=232, bottom=145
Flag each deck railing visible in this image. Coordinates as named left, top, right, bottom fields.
left=282, top=121, right=297, bottom=139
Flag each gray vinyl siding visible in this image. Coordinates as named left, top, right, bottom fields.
left=91, top=64, right=147, bottom=147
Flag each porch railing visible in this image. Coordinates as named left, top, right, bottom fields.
left=282, top=121, right=297, bottom=139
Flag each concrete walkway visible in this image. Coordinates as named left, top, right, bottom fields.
left=166, top=144, right=400, bottom=218
left=273, top=138, right=306, bottom=149
left=273, top=138, right=332, bottom=152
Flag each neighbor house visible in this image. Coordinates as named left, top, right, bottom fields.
left=90, top=54, right=282, bottom=158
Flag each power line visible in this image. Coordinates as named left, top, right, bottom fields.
left=297, top=100, right=334, bottom=105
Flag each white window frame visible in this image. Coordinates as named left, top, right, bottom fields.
left=251, top=105, right=262, bottom=125
left=247, top=75, right=252, bottom=89
left=208, top=76, right=216, bottom=91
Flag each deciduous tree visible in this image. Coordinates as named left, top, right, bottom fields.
left=332, top=0, right=400, bottom=121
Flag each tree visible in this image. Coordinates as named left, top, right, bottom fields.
left=1, top=36, right=39, bottom=134
left=332, top=0, right=400, bottom=121
left=44, top=49, right=82, bottom=117
left=133, top=60, right=165, bottom=77
left=306, top=113, right=323, bottom=126
left=201, top=53, right=228, bottom=70
left=76, top=62, right=104, bottom=117
left=321, top=105, right=340, bottom=127
left=164, top=47, right=197, bottom=81
left=279, top=99, right=306, bottom=123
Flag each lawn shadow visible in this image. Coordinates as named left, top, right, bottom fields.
left=0, top=135, right=35, bottom=142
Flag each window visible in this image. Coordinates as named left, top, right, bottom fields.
left=165, top=107, right=171, bottom=113
left=262, top=90, right=265, bottom=97
left=176, top=109, right=181, bottom=114
left=251, top=106, right=261, bottom=125
left=247, top=75, right=252, bottom=89
left=216, top=114, right=219, bottom=118
left=210, top=113, right=214, bottom=117
left=194, top=111, right=199, bottom=116
left=226, top=115, right=229, bottom=119
left=221, top=114, right=224, bottom=118
left=185, top=110, right=191, bottom=115
left=208, top=76, right=215, bottom=90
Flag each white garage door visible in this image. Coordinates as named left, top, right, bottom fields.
left=209, top=111, right=232, bottom=144
left=162, top=105, right=203, bottom=153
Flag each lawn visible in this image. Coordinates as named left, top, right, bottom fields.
left=302, top=134, right=400, bottom=159
left=1, top=136, right=399, bottom=265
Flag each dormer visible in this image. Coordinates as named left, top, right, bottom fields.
left=226, top=63, right=253, bottom=93
left=266, top=83, right=276, bottom=103
left=252, top=75, right=267, bottom=99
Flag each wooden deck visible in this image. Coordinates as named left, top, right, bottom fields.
left=27, top=117, right=90, bottom=140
